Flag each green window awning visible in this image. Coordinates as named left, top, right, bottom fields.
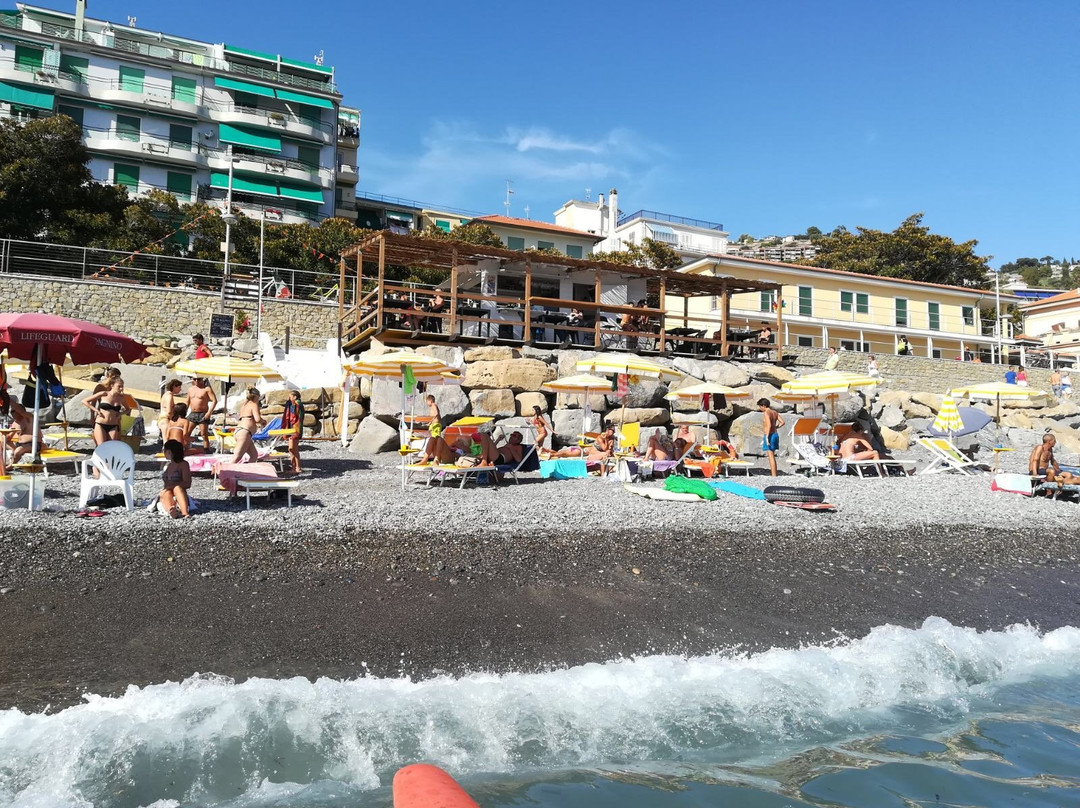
left=214, top=75, right=275, bottom=98
left=209, top=171, right=280, bottom=199
left=275, top=87, right=334, bottom=109
left=278, top=182, right=324, bottom=204
left=218, top=123, right=280, bottom=153
left=0, top=80, right=54, bottom=110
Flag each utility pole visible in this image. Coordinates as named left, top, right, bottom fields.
left=219, top=146, right=237, bottom=307
left=994, top=264, right=1002, bottom=364
left=256, top=208, right=266, bottom=335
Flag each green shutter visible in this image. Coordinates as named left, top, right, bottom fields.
left=118, top=65, right=144, bottom=93
left=296, top=144, right=320, bottom=169
left=0, top=80, right=54, bottom=110
left=56, top=104, right=83, bottom=125
left=114, top=163, right=139, bottom=190
left=840, top=290, right=853, bottom=312
left=536, top=240, right=555, bottom=250
left=856, top=293, right=869, bottom=315
left=166, top=172, right=191, bottom=200
left=171, top=76, right=196, bottom=103
left=928, top=302, right=940, bottom=331
left=275, top=87, right=334, bottom=109
left=962, top=306, right=974, bottom=327
left=169, top=124, right=192, bottom=150
left=566, top=245, right=583, bottom=259
left=798, top=286, right=812, bottom=316
left=218, top=123, right=281, bottom=153
left=435, top=219, right=450, bottom=233
left=58, top=54, right=88, bottom=81
left=14, top=44, right=42, bottom=72
left=506, top=236, right=525, bottom=251
left=214, top=75, right=275, bottom=98
left=278, top=182, right=324, bottom=204
left=115, top=114, right=140, bottom=142
left=895, top=298, right=908, bottom=326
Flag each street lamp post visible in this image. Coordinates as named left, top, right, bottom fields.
left=256, top=209, right=265, bottom=335
left=994, top=266, right=1002, bottom=364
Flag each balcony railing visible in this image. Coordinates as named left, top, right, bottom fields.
left=354, top=191, right=484, bottom=218
left=227, top=59, right=336, bottom=95
left=618, top=209, right=725, bottom=231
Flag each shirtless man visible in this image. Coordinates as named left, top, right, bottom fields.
left=758, top=397, right=785, bottom=477
left=1028, top=434, right=1077, bottom=484
left=839, top=422, right=881, bottom=461
left=184, top=377, right=217, bottom=451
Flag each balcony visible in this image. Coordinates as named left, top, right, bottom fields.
left=214, top=104, right=332, bottom=144
left=336, top=163, right=359, bottom=185
left=84, top=129, right=203, bottom=167
left=96, top=79, right=199, bottom=116
left=207, top=150, right=331, bottom=187
left=335, top=198, right=357, bottom=219
left=619, top=209, right=725, bottom=232
left=226, top=59, right=337, bottom=95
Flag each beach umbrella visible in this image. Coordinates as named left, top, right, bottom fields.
left=664, top=381, right=750, bottom=402
left=344, top=350, right=461, bottom=490
left=542, top=374, right=613, bottom=438
left=948, top=381, right=1047, bottom=433
left=930, top=394, right=964, bottom=439
left=781, top=370, right=882, bottom=427
left=576, top=354, right=682, bottom=436
left=173, top=355, right=283, bottom=384
left=926, top=406, right=993, bottom=439
left=0, top=312, right=147, bottom=509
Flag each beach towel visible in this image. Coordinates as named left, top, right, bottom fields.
left=540, top=459, right=587, bottom=480
left=664, top=476, right=717, bottom=501
left=991, top=473, right=1033, bottom=496
left=707, top=479, right=767, bottom=500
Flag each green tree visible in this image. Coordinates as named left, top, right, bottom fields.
left=592, top=237, right=683, bottom=269
left=0, top=115, right=127, bottom=243
left=805, top=226, right=823, bottom=240
left=103, top=190, right=186, bottom=255
left=801, top=213, right=990, bottom=287
left=419, top=222, right=504, bottom=248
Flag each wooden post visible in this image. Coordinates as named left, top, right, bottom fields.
left=657, top=277, right=667, bottom=353
left=593, top=271, right=603, bottom=349
left=523, top=256, right=532, bottom=343
left=338, top=257, right=346, bottom=319
left=683, top=296, right=689, bottom=332
left=449, top=248, right=458, bottom=336
left=773, top=286, right=783, bottom=361
left=376, top=235, right=386, bottom=330
left=356, top=251, right=363, bottom=323
left=720, top=282, right=729, bottom=358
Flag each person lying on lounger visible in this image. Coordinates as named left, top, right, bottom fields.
left=417, top=435, right=470, bottom=465
left=838, top=422, right=882, bottom=461
left=542, top=427, right=615, bottom=462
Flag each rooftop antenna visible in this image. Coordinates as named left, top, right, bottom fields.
left=523, top=204, right=530, bottom=220
left=504, top=179, right=514, bottom=217
left=585, top=187, right=591, bottom=201
left=127, top=15, right=137, bottom=27
left=313, top=49, right=325, bottom=66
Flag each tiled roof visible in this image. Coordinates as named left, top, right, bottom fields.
left=1020, top=288, right=1080, bottom=309
left=471, top=215, right=605, bottom=240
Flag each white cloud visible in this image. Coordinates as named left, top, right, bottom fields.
left=359, top=121, right=664, bottom=212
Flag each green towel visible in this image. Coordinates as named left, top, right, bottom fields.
left=664, top=475, right=718, bottom=501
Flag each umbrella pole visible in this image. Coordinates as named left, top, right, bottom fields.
left=400, top=369, right=407, bottom=492
left=57, top=364, right=69, bottom=451
left=28, top=343, right=43, bottom=511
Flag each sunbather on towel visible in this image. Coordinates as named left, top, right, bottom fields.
left=839, top=423, right=881, bottom=461
left=542, top=427, right=615, bottom=460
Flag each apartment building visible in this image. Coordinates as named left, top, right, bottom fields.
left=554, top=189, right=730, bottom=260
left=729, top=235, right=818, bottom=263
left=0, top=1, right=359, bottom=225
left=672, top=255, right=1018, bottom=361
left=467, top=215, right=604, bottom=258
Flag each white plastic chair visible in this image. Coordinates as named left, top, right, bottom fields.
left=79, top=441, right=136, bottom=510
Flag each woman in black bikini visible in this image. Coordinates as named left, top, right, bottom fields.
left=160, top=439, right=192, bottom=518
left=82, top=377, right=130, bottom=446
left=230, top=387, right=265, bottom=464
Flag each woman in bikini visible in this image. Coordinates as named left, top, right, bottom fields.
left=531, top=405, right=549, bottom=451
left=0, top=390, right=40, bottom=466
left=165, top=403, right=189, bottom=447
left=281, top=389, right=304, bottom=474
left=82, top=377, right=130, bottom=446
left=230, top=387, right=265, bottom=464
left=160, top=439, right=192, bottom=518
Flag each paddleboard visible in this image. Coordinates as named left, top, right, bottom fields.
left=774, top=501, right=837, bottom=512
left=707, top=479, right=767, bottom=500
left=624, top=484, right=704, bottom=502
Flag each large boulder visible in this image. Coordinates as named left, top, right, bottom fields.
left=1049, top=428, right=1080, bottom=456
left=300, top=387, right=331, bottom=405
left=1041, top=400, right=1080, bottom=420
left=830, top=394, right=869, bottom=424
left=910, top=392, right=943, bottom=412
left=671, top=357, right=712, bottom=380
left=59, top=396, right=94, bottom=426
left=731, top=383, right=791, bottom=416
left=431, top=384, right=470, bottom=422
left=705, top=362, right=751, bottom=388
left=604, top=407, right=670, bottom=427
left=515, top=392, right=549, bottom=415
left=552, top=408, right=588, bottom=444
left=876, top=405, right=907, bottom=430
left=1000, top=411, right=1033, bottom=429
left=667, top=375, right=707, bottom=412
left=875, top=389, right=912, bottom=413
left=605, top=379, right=667, bottom=408
left=557, top=349, right=598, bottom=378
left=369, top=377, right=404, bottom=424
left=348, top=417, right=400, bottom=454
left=740, top=363, right=796, bottom=386
left=417, top=344, right=465, bottom=368
left=727, top=411, right=765, bottom=454
left=556, top=392, right=608, bottom=412
left=469, top=389, right=516, bottom=418
left=901, top=400, right=934, bottom=419
left=879, top=425, right=912, bottom=451
left=464, top=345, right=514, bottom=362
left=1002, top=394, right=1050, bottom=409
left=463, top=359, right=555, bottom=392
left=519, top=346, right=555, bottom=363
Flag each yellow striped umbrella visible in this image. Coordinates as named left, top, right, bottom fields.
left=664, top=381, right=750, bottom=401
left=949, top=382, right=1047, bottom=427
left=931, top=394, right=964, bottom=435
left=343, top=350, right=458, bottom=380
left=780, top=370, right=883, bottom=396
left=542, top=374, right=612, bottom=435
left=174, top=356, right=282, bottom=383
left=575, top=354, right=682, bottom=381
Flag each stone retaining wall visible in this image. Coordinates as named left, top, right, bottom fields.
left=785, top=346, right=1054, bottom=392
left=0, top=274, right=338, bottom=347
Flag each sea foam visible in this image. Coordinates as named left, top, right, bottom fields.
left=1, top=617, right=1078, bottom=808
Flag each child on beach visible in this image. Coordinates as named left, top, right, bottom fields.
left=758, top=397, right=785, bottom=477
left=160, top=439, right=192, bottom=518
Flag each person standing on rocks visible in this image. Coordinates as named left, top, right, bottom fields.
left=824, top=347, right=840, bottom=370
left=758, top=397, right=785, bottom=477
left=1050, top=368, right=1063, bottom=398
left=192, top=334, right=213, bottom=360
left=1062, top=371, right=1073, bottom=399
left=184, top=377, right=217, bottom=451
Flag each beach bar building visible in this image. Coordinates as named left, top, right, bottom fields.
left=337, top=231, right=782, bottom=359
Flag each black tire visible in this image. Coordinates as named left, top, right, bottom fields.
left=764, top=485, right=826, bottom=504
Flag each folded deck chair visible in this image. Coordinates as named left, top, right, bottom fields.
left=845, top=458, right=913, bottom=477
left=790, top=441, right=842, bottom=476
left=617, top=422, right=641, bottom=454
left=918, top=437, right=989, bottom=475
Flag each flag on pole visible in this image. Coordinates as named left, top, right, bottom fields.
left=617, top=373, right=628, bottom=399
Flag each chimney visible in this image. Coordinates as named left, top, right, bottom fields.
left=607, top=188, right=618, bottom=239
left=74, top=0, right=86, bottom=37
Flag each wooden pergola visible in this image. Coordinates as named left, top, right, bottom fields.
left=338, top=231, right=783, bottom=358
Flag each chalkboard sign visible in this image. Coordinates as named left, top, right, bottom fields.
left=209, top=313, right=233, bottom=339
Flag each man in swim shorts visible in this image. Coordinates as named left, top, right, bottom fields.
left=184, top=377, right=217, bottom=451
left=758, top=397, right=784, bottom=477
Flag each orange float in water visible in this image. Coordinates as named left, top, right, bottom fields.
left=393, top=764, right=480, bottom=808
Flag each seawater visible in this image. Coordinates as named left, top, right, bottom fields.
left=1, top=617, right=1079, bottom=807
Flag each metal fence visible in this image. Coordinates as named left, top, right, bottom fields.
left=0, top=238, right=355, bottom=307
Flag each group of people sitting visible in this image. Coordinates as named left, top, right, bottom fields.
left=538, top=420, right=738, bottom=472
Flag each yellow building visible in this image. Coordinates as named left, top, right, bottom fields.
left=672, top=255, right=1017, bottom=360
left=1020, top=289, right=1080, bottom=359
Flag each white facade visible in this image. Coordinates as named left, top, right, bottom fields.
left=470, top=215, right=604, bottom=259
left=554, top=188, right=729, bottom=260
left=0, top=2, right=359, bottom=225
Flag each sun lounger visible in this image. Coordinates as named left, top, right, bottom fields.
left=789, top=442, right=841, bottom=476
left=423, top=445, right=538, bottom=489
left=790, top=417, right=826, bottom=446
left=917, top=437, right=990, bottom=475
left=1032, top=480, right=1080, bottom=500
left=39, top=448, right=85, bottom=476
left=721, top=460, right=754, bottom=476
left=235, top=477, right=300, bottom=509
left=844, top=458, right=913, bottom=477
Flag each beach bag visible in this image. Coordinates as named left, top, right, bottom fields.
left=455, top=456, right=480, bottom=468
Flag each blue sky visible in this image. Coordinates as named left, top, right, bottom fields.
left=86, top=0, right=1079, bottom=266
